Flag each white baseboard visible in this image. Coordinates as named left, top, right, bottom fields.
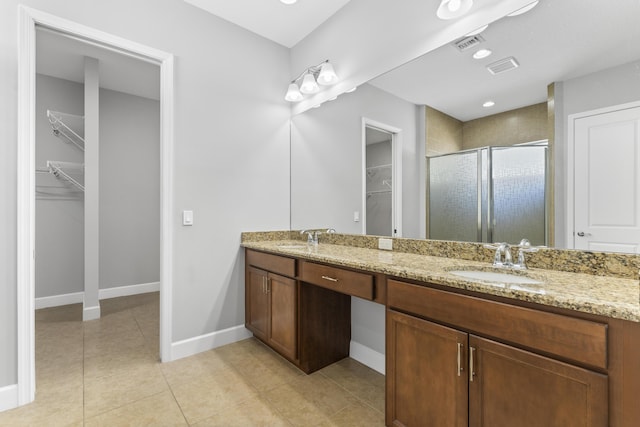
left=99, top=281, right=160, bottom=300
left=35, top=282, right=160, bottom=309
left=83, top=305, right=101, bottom=321
left=0, top=384, right=18, bottom=413
left=171, top=325, right=252, bottom=361
left=34, top=292, right=83, bottom=309
left=350, top=340, right=385, bottom=375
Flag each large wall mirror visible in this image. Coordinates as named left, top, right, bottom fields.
left=290, top=0, right=640, bottom=250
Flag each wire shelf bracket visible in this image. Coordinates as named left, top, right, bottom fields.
left=47, top=161, right=85, bottom=192
left=47, top=110, right=85, bottom=152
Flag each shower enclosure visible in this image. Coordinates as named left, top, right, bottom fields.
left=427, top=143, right=548, bottom=246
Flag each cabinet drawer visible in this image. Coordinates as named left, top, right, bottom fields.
left=246, top=249, right=296, bottom=278
left=387, top=279, right=608, bottom=370
left=300, top=261, right=374, bottom=300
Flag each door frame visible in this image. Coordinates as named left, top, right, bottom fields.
left=17, top=5, right=175, bottom=406
left=566, top=100, right=640, bottom=249
left=361, top=117, right=403, bottom=237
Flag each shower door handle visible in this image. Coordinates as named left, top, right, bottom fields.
left=576, top=231, right=591, bottom=237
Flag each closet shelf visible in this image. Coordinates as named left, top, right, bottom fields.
left=47, top=110, right=85, bottom=152
left=47, top=161, right=85, bottom=192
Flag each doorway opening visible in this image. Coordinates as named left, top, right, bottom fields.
left=362, top=118, right=402, bottom=237
left=18, top=6, right=174, bottom=407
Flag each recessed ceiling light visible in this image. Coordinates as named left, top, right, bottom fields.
left=483, top=101, right=495, bottom=108
left=465, top=24, right=489, bottom=36
left=345, top=87, right=357, bottom=93
left=280, top=0, right=297, bottom=4
left=507, top=0, right=538, bottom=16
left=473, top=49, right=492, bottom=59
left=436, top=0, right=474, bottom=20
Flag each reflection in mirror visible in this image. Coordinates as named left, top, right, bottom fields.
left=290, top=0, right=640, bottom=251
left=365, top=126, right=394, bottom=237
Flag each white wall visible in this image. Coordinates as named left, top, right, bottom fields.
left=2, top=0, right=290, bottom=389
left=554, top=59, right=640, bottom=247
left=99, top=88, right=160, bottom=291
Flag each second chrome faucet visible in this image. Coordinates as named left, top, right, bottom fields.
left=485, top=239, right=539, bottom=269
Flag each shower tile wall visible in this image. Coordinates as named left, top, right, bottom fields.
left=462, top=103, right=547, bottom=149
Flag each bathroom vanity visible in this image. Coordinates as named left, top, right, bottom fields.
left=242, top=234, right=640, bottom=427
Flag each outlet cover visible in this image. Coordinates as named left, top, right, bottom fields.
left=378, top=238, right=393, bottom=251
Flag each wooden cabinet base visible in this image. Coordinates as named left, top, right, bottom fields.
left=298, top=283, right=351, bottom=374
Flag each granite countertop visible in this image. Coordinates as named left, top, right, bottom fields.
left=242, top=240, right=640, bottom=322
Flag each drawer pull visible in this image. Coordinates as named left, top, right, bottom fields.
left=457, top=343, right=463, bottom=377
left=321, top=275, right=339, bottom=283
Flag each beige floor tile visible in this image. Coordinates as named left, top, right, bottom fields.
left=319, top=358, right=385, bottom=412
left=84, top=363, right=169, bottom=419
left=326, top=400, right=385, bottom=427
left=83, top=325, right=147, bottom=359
left=233, top=347, right=304, bottom=392
left=192, top=395, right=290, bottom=427
left=160, top=349, right=234, bottom=388
left=171, top=367, right=260, bottom=424
left=265, top=372, right=359, bottom=426
left=84, top=390, right=187, bottom=427
left=84, top=344, right=158, bottom=379
left=0, top=379, right=83, bottom=427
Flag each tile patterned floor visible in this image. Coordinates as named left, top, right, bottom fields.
left=0, top=293, right=385, bottom=426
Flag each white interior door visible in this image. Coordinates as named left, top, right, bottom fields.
left=573, top=105, right=640, bottom=253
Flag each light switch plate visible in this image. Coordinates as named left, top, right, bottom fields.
left=353, top=211, right=360, bottom=222
left=183, top=210, right=193, bottom=226
left=378, top=238, right=393, bottom=251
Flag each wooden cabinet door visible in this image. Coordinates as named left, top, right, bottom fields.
left=247, top=266, right=269, bottom=341
left=268, top=273, right=297, bottom=361
left=386, top=309, right=468, bottom=427
left=469, top=335, right=608, bottom=427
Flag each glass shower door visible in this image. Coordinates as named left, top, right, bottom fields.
left=428, top=151, right=480, bottom=242
left=489, top=145, right=547, bottom=246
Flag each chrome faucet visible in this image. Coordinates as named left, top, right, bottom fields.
left=487, top=242, right=513, bottom=267
left=485, top=239, right=539, bottom=269
left=513, top=239, right=539, bottom=269
left=300, top=228, right=335, bottom=246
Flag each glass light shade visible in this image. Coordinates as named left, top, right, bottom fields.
left=436, top=0, right=473, bottom=19
left=285, top=83, right=303, bottom=102
left=280, top=0, right=297, bottom=4
left=317, top=62, right=338, bottom=85
left=299, top=73, right=319, bottom=94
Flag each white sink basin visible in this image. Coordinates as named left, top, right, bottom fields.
left=449, top=270, right=543, bottom=285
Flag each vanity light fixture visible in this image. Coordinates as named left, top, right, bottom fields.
left=507, top=0, right=539, bottom=16
left=436, top=0, right=473, bottom=20
left=280, top=0, right=297, bottom=4
left=483, top=100, right=495, bottom=108
left=284, top=59, right=339, bottom=102
left=473, top=49, right=492, bottom=59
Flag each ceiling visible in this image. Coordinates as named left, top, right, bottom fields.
left=36, top=28, right=160, bottom=101
left=183, top=0, right=353, bottom=48
left=368, top=0, right=640, bottom=121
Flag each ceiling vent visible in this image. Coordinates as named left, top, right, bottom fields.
left=486, top=57, right=520, bottom=75
left=452, top=35, right=484, bottom=52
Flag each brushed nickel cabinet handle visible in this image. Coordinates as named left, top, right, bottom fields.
left=457, top=343, right=463, bottom=377
left=469, top=346, right=476, bottom=382
left=321, top=275, right=339, bottom=282
left=266, top=278, right=271, bottom=293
